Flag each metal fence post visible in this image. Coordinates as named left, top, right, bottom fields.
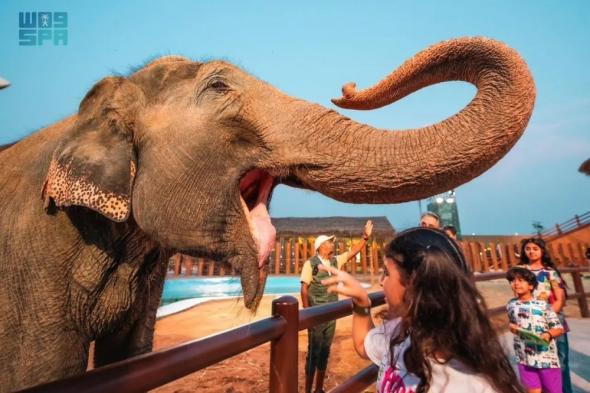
left=571, top=270, right=589, bottom=318
left=270, top=296, right=299, bottom=393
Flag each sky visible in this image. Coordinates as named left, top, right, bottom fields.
left=1, top=1, right=589, bottom=235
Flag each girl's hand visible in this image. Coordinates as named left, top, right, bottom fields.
left=318, top=264, right=370, bottom=307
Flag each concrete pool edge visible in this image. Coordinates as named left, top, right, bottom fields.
left=157, top=283, right=372, bottom=319
left=156, top=293, right=299, bottom=319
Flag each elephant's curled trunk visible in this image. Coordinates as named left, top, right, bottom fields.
left=288, top=37, right=535, bottom=203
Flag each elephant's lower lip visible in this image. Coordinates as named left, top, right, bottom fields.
left=239, top=170, right=276, bottom=268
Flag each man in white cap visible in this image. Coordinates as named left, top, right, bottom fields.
left=300, top=219, right=373, bottom=393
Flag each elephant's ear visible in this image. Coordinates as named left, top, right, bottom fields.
left=42, top=76, right=144, bottom=222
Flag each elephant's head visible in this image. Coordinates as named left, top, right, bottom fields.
left=41, top=37, right=535, bottom=310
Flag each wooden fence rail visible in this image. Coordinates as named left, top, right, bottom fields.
left=22, top=266, right=589, bottom=393
left=542, top=211, right=590, bottom=239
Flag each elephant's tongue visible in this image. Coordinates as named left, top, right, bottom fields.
left=250, top=202, right=276, bottom=267
left=240, top=172, right=276, bottom=268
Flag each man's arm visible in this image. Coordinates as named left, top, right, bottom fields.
left=343, top=220, right=374, bottom=265
left=347, top=238, right=367, bottom=262
left=301, top=283, right=310, bottom=308
left=300, top=260, right=312, bottom=308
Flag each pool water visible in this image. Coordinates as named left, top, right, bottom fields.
left=161, top=276, right=302, bottom=305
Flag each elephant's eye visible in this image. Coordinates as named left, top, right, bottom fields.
left=208, top=79, right=229, bottom=91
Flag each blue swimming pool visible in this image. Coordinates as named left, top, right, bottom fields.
left=161, top=276, right=301, bottom=304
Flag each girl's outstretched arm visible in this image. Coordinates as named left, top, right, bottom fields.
left=319, top=264, right=374, bottom=359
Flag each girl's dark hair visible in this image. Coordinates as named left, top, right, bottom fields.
left=385, top=228, right=523, bottom=393
left=518, top=237, right=564, bottom=280
left=506, top=267, right=538, bottom=290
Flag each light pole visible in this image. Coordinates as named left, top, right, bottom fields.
left=427, top=189, right=461, bottom=237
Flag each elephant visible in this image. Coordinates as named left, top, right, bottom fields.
left=0, top=37, right=535, bottom=391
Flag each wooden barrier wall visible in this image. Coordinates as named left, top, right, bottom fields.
left=170, top=237, right=590, bottom=277
left=170, top=237, right=387, bottom=277
left=460, top=239, right=590, bottom=272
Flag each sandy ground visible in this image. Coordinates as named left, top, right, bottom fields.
left=152, top=295, right=376, bottom=393
left=149, top=276, right=588, bottom=393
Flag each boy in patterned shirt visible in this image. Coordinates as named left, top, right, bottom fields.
left=506, top=267, right=564, bottom=393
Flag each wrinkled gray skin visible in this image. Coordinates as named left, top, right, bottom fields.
left=0, top=37, right=535, bottom=391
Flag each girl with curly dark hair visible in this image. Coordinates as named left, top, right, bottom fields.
left=320, top=227, right=523, bottom=393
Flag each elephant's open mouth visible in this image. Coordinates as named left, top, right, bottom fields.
left=239, top=169, right=276, bottom=268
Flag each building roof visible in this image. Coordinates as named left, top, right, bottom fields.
left=271, top=216, right=395, bottom=238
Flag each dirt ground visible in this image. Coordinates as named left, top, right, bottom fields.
left=150, top=277, right=588, bottom=393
